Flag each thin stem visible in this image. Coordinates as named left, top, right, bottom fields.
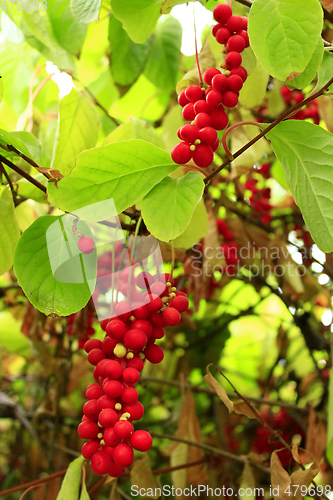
left=222, top=121, right=265, bottom=160
left=170, top=240, right=175, bottom=280
left=0, top=143, right=50, bottom=179
left=204, top=76, right=333, bottom=185
left=186, top=165, right=208, bottom=177
left=193, top=4, right=203, bottom=85
left=0, top=470, right=67, bottom=497
left=0, top=161, right=16, bottom=200
left=0, top=154, right=47, bottom=193
left=19, top=485, right=41, bottom=500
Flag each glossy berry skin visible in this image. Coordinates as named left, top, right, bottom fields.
left=104, top=428, right=121, bottom=447
left=104, top=380, right=123, bottom=398
left=108, top=462, right=124, bottom=477
left=206, top=89, right=222, bottom=108
left=170, top=295, right=189, bottom=313
left=126, top=356, right=144, bottom=372
left=216, top=27, right=231, bottom=45
left=122, top=367, right=140, bottom=384
left=102, top=337, right=117, bottom=357
left=171, top=142, right=192, bottom=165
left=198, top=127, right=218, bottom=146
left=212, top=74, right=228, bottom=92
left=123, top=329, right=147, bottom=351
left=178, top=89, right=190, bottom=107
left=84, top=339, right=102, bottom=353
left=82, top=440, right=100, bottom=459
left=213, top=3, right=232, bottom=23
left=144, top=293, right=163, bottom=313
left=91, top=451, right=112, bottom=475
left=122, top=401, right=144, bottom=421
left=113, top=443, right=134, bottom=468
left=78, top=236, right=95, bottom=254
left=209, top=106, right=229, bottom=130
left=194, top=100, right=210, bottom=115
left=114, top=420, right=134, bottom=440
left=131, top=320, right=152, bottom=338
left=99, top=408, right=118, bottom=428
left=180, top=124, right=199, bottom=143
left=78, top=420, right=99, bottom=439
left=226, top=15, right=243, bottom=33
left=222, top=91, right=239, bottom=108
left=144, top=344, right=164, bottom=364
left=152, top=326, right=165, bottom=340
left=106, top=319, right=127, bottom=340
left=130, top=430, right=153, bottom=452
left=193, top=144, right=214, bottom=168
left=194, top=113, right=211, bottom=129
left=227, top=74, right=243, bottom=92
left=227, top=34, right=246, bottom=53
left=203, top=67, right=221, bottom=85
left=132, top=302, right=149, bottom=320
left=225, top=52, right=242, bottom=69
left=83, top=399, right=100, bottom=421
left=104, top=360, right=123, bottom=379
left=238, top=30, right=249, bottom=47
left=162, top=307, right=181, bottom=326
left=121, top=387, right=139, bottom=404
left=185, top=85, right=204, bottom=102
left=211, top=138, right=220, bottom=152
left=230, top=66, right=247, bottom=82
left=97, top=395, right=116, bottom=412
left=182, top=103, right=195, bottom=121
left=86, top=383, right=104, bottom=400
left=88, top=348, right=106, bottom=366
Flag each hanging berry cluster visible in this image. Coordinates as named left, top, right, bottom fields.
left=171, top=4, right=249, bottom=169
left=217, top=219, right=240, bottom=275
left=78, top=274, right=189, bottom=477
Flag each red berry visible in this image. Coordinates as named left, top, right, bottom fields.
left=91, top=451, right=112, bottom=475
left=101, top=318, right=110, bottom=331
left=78, top=236, right=94, bottom=254
left=104, top=360, right=123, bottom=379
left=150, top=281, right=168, bottom=297
left=178, top=89, right=190, bottom=107
left=185, top=85, right=204, bottom=102
left=123, top=329, right=147, bottom=351
left=213, top=4, right=232, bottom=23
left=103, top=445, right=115, bottom=458
left=194, top=100, right=211, bottom=114
left=222, top=91, right=238, bottom=108
left=102, top=337, right=117, bottom=357
left=225, top=52, right=242, bottom=69
left=106, top=319, right=127, bottom=340
left=82, top=440, right=99, bottom=459
left=182, top=103, right=195, bottom=121
left=144, top=293, right=163, bottom=312
left=115, top=302, right=132, bottom=321
left=114, top=420, right=134, bottom=440
left=132, top=302, right=149, bottom=320
left=230, top=66, right=247, bottom=82
left=88, top=348, right=106, bottom=366
left=180, top=124, right=200, bottom=143
left=212, top=22, right=224, bottom=37
left=171, top=142, right=192, bottom=165
left=193, top=144, right=214, bottom=168
left=97, top=395, right=116, bottom=412
left=78, top=420, right=99, bottom=439
left=99, top=408, right=118, bottom=428
left=130, top=430, right=152, bottom=452
left=131, top=320, right=153, bottom=338
left=194, top=112, right=211, bottom=129
left=162, top=307, right=181, bottom=326
left=113, top=443, right=134, bottom=468
left=238, top=30, right=249, bottom=47
left=126, top=356, right=144, bottom=372
left=144, top=344, right=164, bottom=364
left=152, top=326, right=165, bottom=339
left=227, top=34, right=246, bottom=53
left=227, top=74, right=243, bottom=92
left=122, top=367, right=140, bottom=384
left=121, top=387, right=139, bottom=404
left=122, top=401, right=144, bottom=421
left=86, top=383, right=104, bottom=400
left=198, top=127, right=218, bottom=146
left=226, top=15, right=243, bottom=33
left=170, top=295, right=189, bottom=312
left=210, top=106, right=229, bottom=130
left=212, top=74, right=228, bottom=92
left=216, top=27, right=231, bottom=45
left=203, top=67, right=221, bottom=85
left=108, top=461, right=123, bottom=477
left=150, top=312, right=167, bottom=327
left=104, top=428, right=121, bottom=447
left=83, top=399, right=100, bottom=420
left=104, top=380, right=123, bottom=398
left=241, top=16, right=248, bottom=29
left=135, top=271, right=154, bottom=290
left=206, top=89, right=222, bottom=108
left=84, top=339, right=102, bottom=353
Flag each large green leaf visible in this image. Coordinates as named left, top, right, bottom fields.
left=141, top=172, right=204, bottom=241
left=14, top=215, right=96, bottom=316
left=48, top=140, right=178, bottom=214
left=109, top=15, right=151, bottom=88
left=248, top=0, right=323, bottom=81
left=172, top=198, right=208, bottom=249
left=70, top=0, right=101, bottom=24
left=316, top=51, right=333, bottom=91
left=48, top=0, right=87, bottom=56
left=284, top=37, right=324, bottom=89
left=266, top=120, right=333, bottom=252
left=239, top=59, right=269, bottom=108
left=51, top=89, right=100, bottom=176
left=103, top=118, right=166, bottom=149
left=144, top=16, right=182, bottom=92
left=111, top=0, right=163, bottom=44
left=56, top=456, right=85, bottom=500
left=0, top=187, right=20, bottom=275
left=16, top=174, right=48, bottom=203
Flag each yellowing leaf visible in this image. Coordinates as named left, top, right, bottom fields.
left=130, top=454, right=159, bottom=499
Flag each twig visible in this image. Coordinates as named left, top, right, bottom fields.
left=0, top=143, right=50, bottom=179
left=0, top=469, right=67, bottom=497
left=19, top=485, right=41, bottom=500
left=0, top=154, right=47, bottom=193
left=0, top=161, right=16, bottom=201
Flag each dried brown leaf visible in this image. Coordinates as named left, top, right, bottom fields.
left=233, top=401, right=259, bottom=420
left=292, top=443, right=301, bottom=464
left=322, top=0, right=333, bottom=13
left=270, top=450, right=291, bottom=500
left=130, top=454, right=159, bottom=499
left=306, top=407, right=327, bottom=461
left=317, top=95, right=333, bottom=132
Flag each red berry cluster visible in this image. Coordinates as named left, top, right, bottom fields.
left=67, top=309, right=96, bottom=350
left=78, top=275, right=189, bottom=477
left=246, top=176, right=272, bottom=225
left=281, top=86, right=320, bottom=124
left=217, top=219, right=240, bottom=275
left=171, top=4, right=249, bottom=169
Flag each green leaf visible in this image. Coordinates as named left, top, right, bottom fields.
left=266, top=120, right=333, bottom=252
left=48, top=140, right=178, bottom=214
left=239, top=60, right=269, bottom=108
left=48, top=0, right=87, bottom=56
left=109, top=15, right=151, bottom=88
left=270, top=160, right=290, bottom=191
left=172, top=198, right=208, bottom=249
left=160, top=0, right=195, bottom=14
left=0, top=312, right=30, bottom=357
left=56, top=456, right=85, bottom=500
left=79, top=481, right=91, bottom=500
left=284, top=37, right=324, bottom=89
left=248, top=0, right=323, bottom=81
left=51, top=89, right=100, bottom=176
left=103, top=118, right=166, bottom=150
left=70, top=0, right=101, bottom=24
left=110, top=0, right=163, bottom=44
left=14, top=215, right=96, bottom=316
left=141, top=172, right=204, bottom=241
left=0, top=187, right=20, bottom=275
left=144, top=16, right=182, bottom=92
left=0, top=129, right=43, bottom=165
left=316, top=51, right=333, bottom=92
left=16, top=174, right=48, bottom=203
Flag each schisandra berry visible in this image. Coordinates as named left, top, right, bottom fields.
left=99, top=408, right=119, bottom=428
left=84, top=338, right=102, bottom=353
left=170, top=295, right=189, bottom=313
left=225, top=51, right=242, bottom=69
left=104, top=360, right=123, bottom=379
left=130, top=430, right=153, bottom=452
left=144, top=344, right=164, bottom=364
left=180, top=124, right=199, bottom=143
left=83, top=400, right=100, bottom=420
left=78, top=420, right=99, bottom=439
left=182, top=103, right=195, bottom=121
left=216, top=27, right=231, bottom=45
left=144, top=293, right=163, bottom=312
left=78, top=236, right=95, bottom=254
left=238, top=30, right=249, bottom=47
left=113, top=443, right=134, bottom=468
left=104, top=380, right=123, bottom=398
left=104, top=428, right=121, bottom=447
left=178, top=90, right=190, bottom=107
left=152, top=326, right=165, bottom=339
left=194, top=112, right=211, bottom=129
left=97, top=395, right=116, bottom=411
left=122, top=401, right=144, bottom=420
left=213, top=3, right=232, bottom=23
left=106, top=319, right=127, bottom=340
left=227, top=74, right=243, bottom=92
left=193, top=144, right=214, bottom=168
left=126, top=356, right=144, bottom=372
left=185, top=85, right=204, bottom=102
left=203, top=67, right=221, bottom=85
left=114, top=420, right=134, bottom=440
left=230, top=66, right=247, bottom=82
left=86, top=383, right=104, bottom=400
left=222, top=91, right=239, bottom=108
left=108, top=461, right=123, bottom=477
left=82, top=440, right=99, bottom=459
left=122, top=367, right=140, bottom=384
left=226, top=15, right=243, bottom=33
left=206, top=89, right=223, bottom=108
left=171, top=142, right=192, bottom=165
left=162, top=307, right=181, bottom=326
left=212, top=74, right=228, bottom=92
left=115, top=302, right=132, bottom=321
left=198, top=127, right=218, bottom=146
left=132, top=302, right=150, bottom=319
left=227, top=34, right=246, bottom=53
left=131, top=320, right=152, bottom=338
left=121, top=387, right=139, bottom=404
left=123, top=329, right=147, bottom=351
left=91, top=451, right=112, bottom=475
left=194, top=100, right=211, bottom=114
left=88, top=348, right=106, bottom=366
left=241, top=16, right=248, bottom=29
left=210, top=106, right=229, bottom=130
